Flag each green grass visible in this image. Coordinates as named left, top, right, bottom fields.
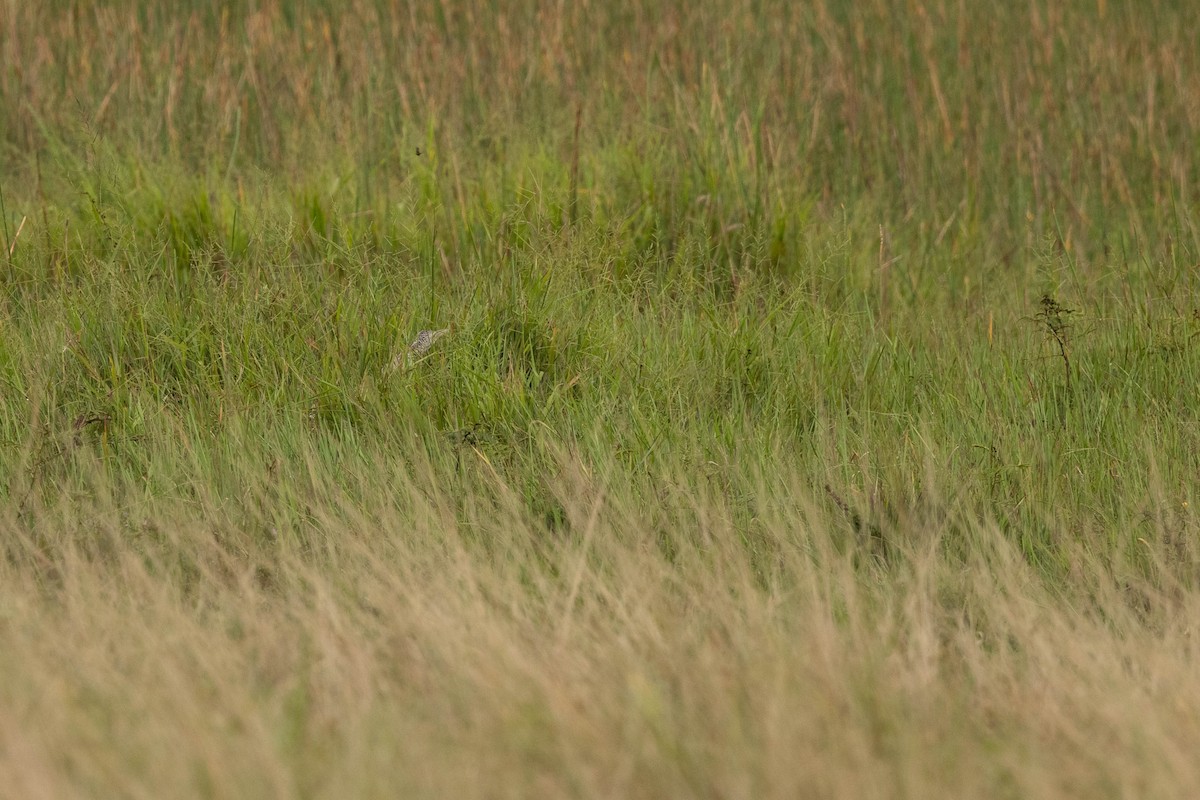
left=1, top=1, right=1199, bottom=797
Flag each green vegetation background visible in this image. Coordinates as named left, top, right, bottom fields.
left=6, top=0, right=1196, bottom=568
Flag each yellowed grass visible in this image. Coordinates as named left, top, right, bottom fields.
left=1, top=458, right=1196, bottom=799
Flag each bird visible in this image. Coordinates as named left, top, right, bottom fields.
left=408, top=328, right=449, bottom=355
left=390, top=328, right=449, bottom=372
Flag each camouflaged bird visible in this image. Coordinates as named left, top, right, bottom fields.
left=390, top=328, right=449, bottom=372
left=409, top=328, right=449, bottom=355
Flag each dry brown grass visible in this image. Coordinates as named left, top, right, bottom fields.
left=1, top=456, right=1197, bottom=799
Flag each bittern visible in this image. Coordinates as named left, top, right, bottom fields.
left=390, top=328, right=450, bottom=372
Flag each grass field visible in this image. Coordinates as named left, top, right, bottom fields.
left=1, top=0, right=1199, bottom=797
